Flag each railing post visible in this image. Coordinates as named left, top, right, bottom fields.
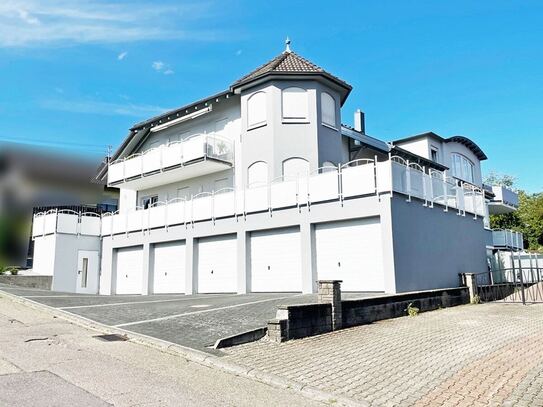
left=405, top=160, right=411, bottom=202
left=464, top=273, right=478, bottom=303
left=518, top=252, right=526, bottom=305
left=443, top=170, right=448, bottom=212
left=338, top=164, right=343, bottom=206
left=471, top=185, right=477, bottom=220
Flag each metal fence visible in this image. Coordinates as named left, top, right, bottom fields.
left=474, top=265, right=543, bottom=304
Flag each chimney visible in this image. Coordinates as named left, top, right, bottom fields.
left=354, top=109, right=365, bottom=134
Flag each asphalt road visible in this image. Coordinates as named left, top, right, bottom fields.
left=0, top=284, right=373, bottom=353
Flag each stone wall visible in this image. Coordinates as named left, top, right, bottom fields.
left=268, top=286, right=470, bottom=342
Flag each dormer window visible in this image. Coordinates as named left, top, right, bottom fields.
left=451, top=153, right=474, bottom=183
left=282, top=87, right=308, bottom=122
left=247, top=91, right=267, bottom=129
left=321, top=92, right=336, bottom=128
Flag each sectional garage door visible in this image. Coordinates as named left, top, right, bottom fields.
left=152, top=241, right=186, bottom=294
left=250, top=227, right=302, bottom=292
left=197, top=234, right=237, bottom=293
left=115, top=246, right=144, bottom=295
left=315, top=218, right=384, bottom=292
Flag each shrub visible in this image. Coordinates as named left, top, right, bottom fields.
left=406, top=302, right=420, bottom=317
left=8, top=267, right=19, bottom=276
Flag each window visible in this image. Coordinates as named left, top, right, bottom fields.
left=451, top=153, right=474, bottom=183
left=141, top=195, right=158, bottom=209
left=282, top=87, right=308, bottom=121
left=430, top=147, right=439, bottom=163
left=176, top=187, right=190, bottom=200
left=321, top=92, right=336, bottom=127
left=214, top=178, right=229, bottom=191
left=247, top=161, right=268, bottom=187
left=80, top=258, right=88, bottom=288
left=247, top=91, right=267, bottom=128
left=282, top=157, right=309, bottom=179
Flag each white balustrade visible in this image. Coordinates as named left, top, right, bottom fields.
left=166, top=200, right=186, bottom=226
left=270, top=179, right=298, bottom=209
left=80, top=214, right=101, bottom=236
left=245, top=185, right=269, bottom=213
left=162, top=142, right=183, bottom=168
left=56, top=212, right=79, bottom=234
left=308, top=170, right=339, bottom=202
left=149, top=205, right=167, bottom=229
left=44, top=212, right=57, bottom=235
left=213, top=190, right=236, bottom=218
left=192, top=194, right=213, bottom=221
left=124, top=155, right=143, bottom=179
left=142, top=147, right=162, bottom=174
left=32, top=214, right=45, bottom=237
left=341, top=161, right=375, bottom=198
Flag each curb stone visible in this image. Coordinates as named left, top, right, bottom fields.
left=0, top=289, right=368, bottom=406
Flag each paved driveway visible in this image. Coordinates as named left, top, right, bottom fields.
left=0, top=284, right=371, bottom=354
left=224, top=302, right=543, bottom=406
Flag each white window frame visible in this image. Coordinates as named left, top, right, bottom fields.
left=451, top=153, right=475, bottom=183
left=247, top=161, right=268, bottom=187
left=282, top=87, right=309, bottom=123
left=430, top=146, right=440, bottom=163
left=282, top=157, right=310, bottom=180
left=321, top=92, right=337, bottom=129
left=247, top=91, right=267, bottom=130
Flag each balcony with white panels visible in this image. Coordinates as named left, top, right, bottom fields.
left=107, top=134, right=234, bottom=190
left=492, top=229, right=524, bottom=251
left=485, top=185, right=519, bottom=215
left=34, top=157, right=489, bottom=238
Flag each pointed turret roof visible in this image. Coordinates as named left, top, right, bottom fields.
left=231, top=49, right=352, bottom=104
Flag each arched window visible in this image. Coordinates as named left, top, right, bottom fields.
left=282, top=87, right=308, bottom=120
left=247, top=92, right=266, bottom=128
left=451, top=153, right=474, bottom=183
left=321, top=92, right=336, bottom=127
left=247, top=161, right=268, bottom=187
left=282, top=157, right=309, bottom=179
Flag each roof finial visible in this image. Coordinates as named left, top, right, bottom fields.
left=285, top=36, right=291, bottom=53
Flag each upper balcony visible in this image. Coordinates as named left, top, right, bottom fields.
left=107, top=134, right=234, bottom=190
left=484, top=185, right=519, bottom=214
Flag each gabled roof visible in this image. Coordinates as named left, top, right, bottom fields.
left=393, top=132, right=487, bottom=161
left=231, top=51, right=352, bottom=104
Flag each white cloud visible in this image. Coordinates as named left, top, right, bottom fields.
left=0, top=0, right=219, bottom=47
left=152, top=61, right=165, bottom=71
left=152, top=61, right=174, bottom=75
left=40, top=98, right=169, bottom=118
left=117, top=51, right=128, bottom=60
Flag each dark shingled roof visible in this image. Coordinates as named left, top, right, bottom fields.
left=231, top=51, right=351, bottom=101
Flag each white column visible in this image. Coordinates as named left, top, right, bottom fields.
left=185, top=236, right=196, bottom=294
left=237, top=231, right=248, bottom=294
left=141, top=242, right=150, bottom=295
left=301, top=221, right=316, bottom=293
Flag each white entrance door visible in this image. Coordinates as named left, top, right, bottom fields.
left=152, top=241, right=186, bottom=294
left=115, top=246, right=144, bottom=295
left=250, top=227, right=302, bottom=292
left=76, top=250, right=99, bottom=294
left=315, top=218, right=384, bottom=292
left=197, top=234, right=237, bottom=293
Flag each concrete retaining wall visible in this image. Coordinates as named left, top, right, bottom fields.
left=0, top=275, right=52, bottom=290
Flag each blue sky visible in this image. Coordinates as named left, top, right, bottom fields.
left=0, top=0, right=542, bottom=192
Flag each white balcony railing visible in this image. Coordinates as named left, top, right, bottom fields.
left=490, top=185, right=519, bottom=208
left=492, top=229, right=524, bottom=250
left=107, top=134, right=234, bottom=185
left=33, top=157, right=487, bottom=238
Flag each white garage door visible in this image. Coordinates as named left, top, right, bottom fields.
left=152, top=241, right=186, bottom=294
left=250, top=227, right=302, bottom=292
left=315, top=218, right=384, bottom=292
left=115, top=246, right=144, bottom=295
left=197, top=234, right=237, bottom=293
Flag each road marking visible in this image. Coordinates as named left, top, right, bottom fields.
left=114, top=295, right=303, bottom=328
left=59, top=297, right=223, bottom=310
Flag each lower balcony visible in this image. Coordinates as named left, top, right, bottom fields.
left=107, top=134, right=234, bottom=190
left=492, top=229, right=524, bottom=251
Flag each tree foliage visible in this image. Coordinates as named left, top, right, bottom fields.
left=485, top=173, right=543, bottom=252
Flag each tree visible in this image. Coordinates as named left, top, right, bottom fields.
left=485, top=173, right=543, bottom=252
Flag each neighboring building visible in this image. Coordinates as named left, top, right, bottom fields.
left=0, top=143, right=118, bottom=267
left=31, top=42, right=519, bottom=295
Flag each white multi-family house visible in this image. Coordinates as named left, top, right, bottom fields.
left=31, top=42, right=520, bottom=295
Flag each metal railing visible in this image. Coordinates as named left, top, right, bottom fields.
left=33, top=156, right=490, bottom=238
left=107, top=133, right=234, bottom=184
left=492, top=229, right=524, bottom=250
left=473, top=265, right=543, bottom=304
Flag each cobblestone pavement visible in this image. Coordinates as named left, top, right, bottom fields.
left=224, top=303, right=543, bottom=406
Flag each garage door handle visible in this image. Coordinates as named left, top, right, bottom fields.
left=165, top=272, right=167, bottom=276
left=267, top=266, right=270, bottom=270
left=126, top=274, right=128, bottom=278
left=211, top=270, right=214, bottom=274
left=77, top=270, right=81, bottom=274
left=338, top=262, right=341, bottom=267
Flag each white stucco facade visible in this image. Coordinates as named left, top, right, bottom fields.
left=31, top=47, right=517, bottom=295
